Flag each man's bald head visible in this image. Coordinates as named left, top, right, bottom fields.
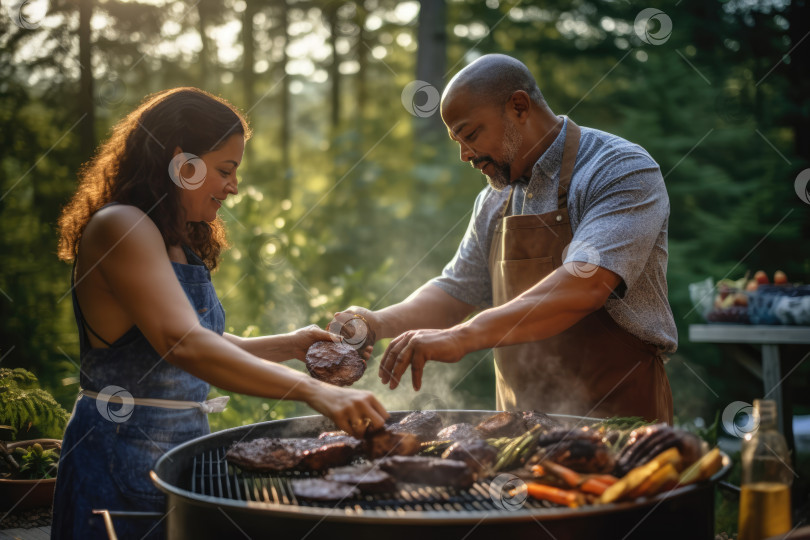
left=442, top=54, right=546, bottom=111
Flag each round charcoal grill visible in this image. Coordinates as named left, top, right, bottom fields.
left=151, top=410, right=730, bottom=540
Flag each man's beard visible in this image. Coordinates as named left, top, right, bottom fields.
left=476, top=120, right=523, bottom=191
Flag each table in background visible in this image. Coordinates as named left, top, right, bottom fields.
left=689, top=324, right=810, bottom=435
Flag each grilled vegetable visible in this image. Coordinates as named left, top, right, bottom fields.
left=678, top=447, right=722, bottom=485
left=526, top=482, right=584, bottom=508
left=535, top=461, right=613, bottom=496
left=600, top=448, right=682, bottom=504
left=492, top=425, right=541, bottom=472
left=614, top=424, right=703, bottom=477
left=626, top=463, right=679, bottom=499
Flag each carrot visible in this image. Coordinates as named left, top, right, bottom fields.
left=531, top=464, right=546, bottom=477
left=590, top=474, right=618, bottom=486
left=579, top=477, right=610, bottom=496
left=542, top=462, right=581, bottom=488
left=526, top=482, right=583, bottom=508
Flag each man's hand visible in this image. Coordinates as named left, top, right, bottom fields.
left=332, top=307, right=380, bottom=349
left=378, top=328, right=467, bottom=391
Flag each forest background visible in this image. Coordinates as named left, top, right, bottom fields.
left=1, top=0, right=808, bottom=491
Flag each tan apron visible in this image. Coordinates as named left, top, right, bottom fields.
left=488, top=119, right=673, bottom=424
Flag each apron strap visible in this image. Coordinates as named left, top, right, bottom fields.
left=498, top=117, right=581, bottom=223
left=80, top=388, right=229, bottom=414
left=557, top=117, right=581, bottom=210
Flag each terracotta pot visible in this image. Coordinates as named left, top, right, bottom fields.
left=0, top=438, right=61, bottom=511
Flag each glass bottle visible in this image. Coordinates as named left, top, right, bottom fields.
left=738, top=399, right=793, bottom=540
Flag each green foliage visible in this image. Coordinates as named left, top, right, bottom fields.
left=0, top=368, right=70, bottom=441
left=13, top=442, right=59, bottom=480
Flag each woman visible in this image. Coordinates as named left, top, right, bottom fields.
left=53, top=87, right=388, bottom=539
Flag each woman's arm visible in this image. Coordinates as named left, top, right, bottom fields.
left=82, top=205, right=387, bottom=435
left=224, top=330, right=373, bottom=363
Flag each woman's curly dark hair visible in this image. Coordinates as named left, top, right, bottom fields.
left=58, top=87, right=251, bottom=269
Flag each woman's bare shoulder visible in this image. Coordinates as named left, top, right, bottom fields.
left=82, top=203, right=163, bottom=253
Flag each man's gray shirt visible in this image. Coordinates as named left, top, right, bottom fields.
left=430, top=116, right=678, bottom=353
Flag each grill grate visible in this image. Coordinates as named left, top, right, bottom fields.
left=190, top=446, right=556, bottom=513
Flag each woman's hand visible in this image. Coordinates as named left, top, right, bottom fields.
left=305, top=383, right=389, bottom=438
left=283, top=324, right=339, bottom=361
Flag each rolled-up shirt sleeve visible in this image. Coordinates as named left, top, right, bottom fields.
left=564, top=159, right=668, bottom=298
left=429, top=189, right=495, bottom=309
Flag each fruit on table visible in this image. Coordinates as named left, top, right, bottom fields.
left=734, top=292, right=749, bottom=307
left=746, top=280, right=759, bottom=292
left=774, top=270, right=788, bottom=285
left=754, top=271, right=769, bottom=285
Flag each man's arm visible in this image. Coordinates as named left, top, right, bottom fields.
left=379, top=263, right=620, bottom=389
left=373, top=283, right=477, bottom=337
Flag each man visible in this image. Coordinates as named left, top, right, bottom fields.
left=337, top=54, right=676, bottom=423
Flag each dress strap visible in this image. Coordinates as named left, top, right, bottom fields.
left=71, top=261, right=114, bottom=348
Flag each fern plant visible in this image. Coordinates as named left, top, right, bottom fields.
left=0, top=368, right=69, bottom=440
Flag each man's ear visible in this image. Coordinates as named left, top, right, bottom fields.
left=508, top=91, right=531, bottom=123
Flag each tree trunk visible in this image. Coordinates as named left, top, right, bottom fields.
left=415, top=0, right=447, bottom=141
left=241, top=0, right=257, bottom=163
left=78, top=0, right=95, bottom=161
left=355, top=1, right=368, bottom=128
left=280, top=0, right=292, bottom=200
left=325, top=3, right=341, bottom=134
left=197, top=0, right=211, bottom=89
left=242, top=1, right=257, bottom=117
left=787, top=0, right=809, bottom=161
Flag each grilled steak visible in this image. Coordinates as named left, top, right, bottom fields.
left=522, top=411, right=562, bottom=432
left=325, top=464, right=396, bottom=494
left=225, top=438, right=304, bottom=472
left=475, top=411, right=526, bottom=438
left=389, top=411, right=443, bottom=441
left=226, top=437, right=359, bottom=472
left=436, top=423, right=483, bottom=442
left=364, top=427, right=421, bottom=459
left=291, top=478, right=359, bottom=501
left=305, top=341, right=366, bottom=387
left=319, top=431, right=349, bottom=439
left=441, top=439, right=497, bottom=476
left=298, top=440, right=359, bottom=471
left=536, top=428, right=615, bottom=474
left=377, top=456, right=474, bottom=489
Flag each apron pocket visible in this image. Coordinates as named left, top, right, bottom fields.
left=500, top=256, right=554, bottom=299
left=110, top=423, right=200, bottom=503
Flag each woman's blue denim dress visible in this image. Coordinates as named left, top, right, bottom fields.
left=51, top=245, right=225, bottom=539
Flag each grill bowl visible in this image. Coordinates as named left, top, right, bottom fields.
left=151, top=410, right=730, bottom=540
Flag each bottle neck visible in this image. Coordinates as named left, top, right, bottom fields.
left=754, top=399, right=777, bottom=430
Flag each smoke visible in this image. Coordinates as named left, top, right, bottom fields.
left=350, top=348, right=496, bottom=412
